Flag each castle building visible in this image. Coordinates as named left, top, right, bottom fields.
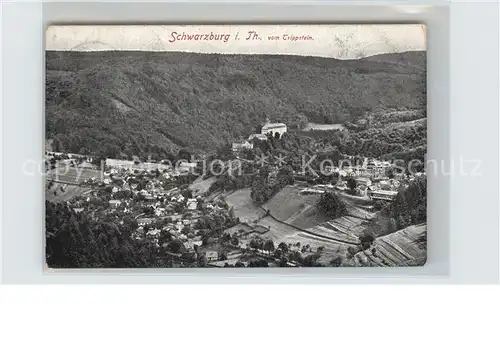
left=261, top=118, right=287, bottom=137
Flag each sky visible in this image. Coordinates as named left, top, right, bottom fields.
left=46, top=24, right=426, bottom=59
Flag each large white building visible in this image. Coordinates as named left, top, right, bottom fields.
left=261, top=118, right=287, bottom=137
left=369, top=190, right=398, bottom=201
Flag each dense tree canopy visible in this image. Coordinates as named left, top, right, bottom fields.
left=46, top=51, right=426, bottom=159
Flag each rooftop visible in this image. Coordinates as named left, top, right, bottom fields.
left=371, top=190, right=398, bottom=195
left=263, top=123, right=287, bottom=128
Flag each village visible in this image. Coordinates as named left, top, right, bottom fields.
left=231, top=118, right=424, bottom=202
left=44, top=118, right=425, bottom=267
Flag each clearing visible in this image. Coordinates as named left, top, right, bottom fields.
left=224, top=189, right=267, bottom=223
left=188, top=176, right=217, bottom=196
left=46, top=182, right=91, bottom=203
left=262, top=185, right=327, bottom=229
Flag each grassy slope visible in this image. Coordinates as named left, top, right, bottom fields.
left=262, top=185, right=326, bottom=228
left=46, top=50, right=426, bottom=157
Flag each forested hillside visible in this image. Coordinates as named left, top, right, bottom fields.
left=46, top=50, right=426, bottom=159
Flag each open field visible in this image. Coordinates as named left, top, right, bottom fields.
left=46, top=182, right=92, bottom=203
left=222, top=186, right=359, bottom=264
left=303, top=122, right=345, bottom=131
left=47, top=166, right=102, bottom=185
left=220, top=184, right=413, bottom=265
left=188, top=176, right=217, bottom=196
left=225, top=185, right=365, bottom=238
left=262, top=185, right=373, bottom=244
left=105, top=158, right=171, bottom=170
left=351, top=224, right=427, bottom=267
left=224, top=189, right=267, bottom=223
left=262, top=185, right=328, bottom=229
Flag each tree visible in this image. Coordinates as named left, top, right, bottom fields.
left=181, top=188, right=193, bottom=199
left=230, top=236, right=239, bottom=247
left=123, top=216, right=138, bottom=232
left=386, top=167, right=395, bottom=179
left=278, top=242, right=288, bottom=253
left=249, top=238, right=263, bottom=251
left=317, top=191, right=347, bottom=219
left=330, top=256, right=342, bottom=267
left=45, top=201, right=158, bottom=268
left=273, top=249, right=283, bottom=259
left=388, top=218, right=398, bottom=233
left=346, top=246, right=357, bottom=259
left=177, top=149, right=191, bottom=162
left=249, top=258, right=269, bottom=267
left=263, top=239, right=275, bottom=256
left=359, top=231, right=375, bottom=250
left=92, top=155, right=106, bottom=168
left=303, top=253, right=321, bottom=267
left=167, top=239, right=183, bottom=254
left=277, top=165, right=294, bottom=186
left=397, top=215, right=407, bottom=228
left=288, top=251, right=303, bottom=264
left=181, top=226, right=190, bottom=235
left=198, top=254, right=208, bottom=267
left=219, top=252, right=228, bottom=261
left=346, top=176, right=357, bottom=194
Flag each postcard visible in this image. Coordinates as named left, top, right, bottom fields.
left=45, top=24, right=427, bottom=268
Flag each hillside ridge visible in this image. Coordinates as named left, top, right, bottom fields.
left=46, top=50, right=426, bottom=159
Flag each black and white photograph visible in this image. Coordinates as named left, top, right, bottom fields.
left=44, top=24, right=427, bottom=268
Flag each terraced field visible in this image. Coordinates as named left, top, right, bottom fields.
left=308, top=216, right=364, bottom=245
left=47, top=167, right=102, bottom=185
left=262, top=185, right=375, bottom=245
left=351, top=224, right=427, bottom=267
left=222, top=185, right=403, bottom=266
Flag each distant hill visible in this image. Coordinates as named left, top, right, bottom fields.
left=361, top=51, right=426, bottom=69
left=45, top=50, right=426, bottom=159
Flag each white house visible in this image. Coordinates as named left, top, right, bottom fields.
left=108, top=200, right=122, bottom=208
left=177, top=162, right=197, bottom=173
left=146, top=228, right=161, bottom=237
left=370, top=190, right=398, bottom=201
left=232, top=141, right=254, bottom=152
left=355, top=177, right=372, bottom=187
left=187, top=199, right=198, bottom=210
left=205, top=251, right=218, bottom=262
